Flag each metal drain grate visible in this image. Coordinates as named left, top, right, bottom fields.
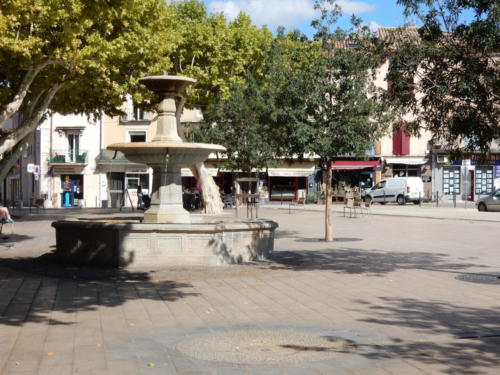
left=456, top=273, right=500, bottom=285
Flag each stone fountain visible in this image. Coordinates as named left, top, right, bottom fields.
left=52, top=75, right=278, bottom=268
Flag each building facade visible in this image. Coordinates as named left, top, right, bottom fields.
left=36, top=113, right=102, bottom=208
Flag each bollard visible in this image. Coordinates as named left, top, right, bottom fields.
left=419, top=192, right=422, bottom=207
left=435, top=191, right=439, bottom=207
left=453, top=193, right=456, bottom=208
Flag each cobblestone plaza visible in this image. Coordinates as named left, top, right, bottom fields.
left=1, top=206, right=499, bottom=374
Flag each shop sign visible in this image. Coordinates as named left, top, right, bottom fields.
left=27, top=164, right=40, bottom=174
left=126, top=168, right=148, bottom=174
left=495, top=165, right=500, bottom=179
left=470, top=154, right=500, bottom=165
left=495, top=166, right=500, bottom=189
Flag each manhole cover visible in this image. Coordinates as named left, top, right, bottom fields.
left=176, top=329, right=356, bottom=364
left=456, top=273, right=500, bottom=285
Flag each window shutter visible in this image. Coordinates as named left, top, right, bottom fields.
left=392, top=124, right=410, bottom=155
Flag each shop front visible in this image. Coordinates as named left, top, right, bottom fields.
left=60, top=174, right=84, bottom=207
left=267, top=167, right=315, bottom=201
left=331, top=160, right=380, bottom=189
left=433, top=154, right=500, bottom=201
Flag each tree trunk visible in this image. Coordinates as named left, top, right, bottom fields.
left=0, top=131, right=33, bottom=182
left=324, top=164, right=333, bottom=241
left=0, top=60, right=63, bottom=128
left=0, top=83, right=62, bottom=156
left=175, top=97, right=224, bottom=215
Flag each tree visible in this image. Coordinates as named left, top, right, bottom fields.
left=303, top=0, right=394, bottom=241
left=162, top=0, right=275, bottom=214
left=196, top=29, right=320, bottom=176
left=385, top=0, right=499, bottom=155
left=0, top=0, right=176, bottom=180
left=167, top=0, right=273, bottom=114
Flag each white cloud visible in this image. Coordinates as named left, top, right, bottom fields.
left=208, top=0, right=375, bottom=30
left=368, top=20, right=380, bottom=32
left=337, top=0, right=375, bottom=14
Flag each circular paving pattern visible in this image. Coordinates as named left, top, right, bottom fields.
left=176, top=329, right=357, bottom=364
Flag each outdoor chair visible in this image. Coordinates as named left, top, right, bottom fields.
left=343, top=198, right=361, bottom=218
left=361, top=198, right=373, bottom=216
left=30, top=198, right=45, bottom=212
left=0, top=218, right=14, bottom=237
left=222, top=194, right=236, bottom=208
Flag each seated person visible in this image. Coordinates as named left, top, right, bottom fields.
left=0, top=206, right=13, bottom=223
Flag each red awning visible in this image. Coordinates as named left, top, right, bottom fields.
left=331, top=160, right=379, bottom=170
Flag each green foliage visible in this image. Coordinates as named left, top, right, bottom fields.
left=304, top=0, right=393, bottom=166
left=199, top=0, right=393, bottom=176
left=0, top=0, right=175, bottom=118
left=197, top=30, right=321, bottom=173
left=387, top=0, right=499, bottom=152
left=167, top=0, right=274, bottom=115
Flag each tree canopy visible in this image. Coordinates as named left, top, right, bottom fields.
left=385, top=0, right=499, bottom=154
left=164, top=0, right=274, bottom=116
left=195, top=29, right=321, bottom=173
left=0, top=0, right=176, bottom=179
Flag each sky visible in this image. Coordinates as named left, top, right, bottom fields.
left=202, top=0, right=416, bottom=36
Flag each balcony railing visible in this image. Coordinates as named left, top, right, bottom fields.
left=49, top=150, right=88, bottom=164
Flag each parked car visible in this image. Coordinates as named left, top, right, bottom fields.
left=365, top=177, right=424, bottom=205
left=476, top=189, right=500, bottom=211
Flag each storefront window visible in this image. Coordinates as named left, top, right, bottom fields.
left=443, top=167, right=460, bottom=195
left=61, top=174, right=84, bottom=207
left=475, top=167, right=493, bottom=195
left=392, top=164, right=420, bottom=177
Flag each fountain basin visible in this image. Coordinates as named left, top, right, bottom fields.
left=107, top=142, right=225, bottom=166
left=52, top=217, right=278, bottom=268
left=139, top=75, right=196, bottom=94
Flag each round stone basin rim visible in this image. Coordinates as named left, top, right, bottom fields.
left=139, top=75, right=197, bottom=93
left=107, top=141, right=226, bottom=152
left=51, top=219, right=279, bottom=233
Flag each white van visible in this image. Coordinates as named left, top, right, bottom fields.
left=365, top=177, right=424, bottom=205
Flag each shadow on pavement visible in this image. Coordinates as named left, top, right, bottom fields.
left=268, top=247, right=486, bottom=275
left=0, top=233, right=33, bottom=246
left=0, top=256, right=198, bottom=327
left=351, top=297, right=500, bottom=375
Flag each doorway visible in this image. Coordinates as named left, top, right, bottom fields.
left=61, top=174, right=84, bottom=207
left=468, top=170, right=475, bottom=201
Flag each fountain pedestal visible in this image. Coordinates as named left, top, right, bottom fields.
left=108, top=75, right=225, bottom=224
left=51, top=74, right=278, bottom=268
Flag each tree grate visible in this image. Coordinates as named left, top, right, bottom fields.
left=455, top=273, right=500, bottom=285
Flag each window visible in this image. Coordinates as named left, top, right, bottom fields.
left=121, top=100, right=148, bottom=122
left=132, top=105, right=145, bottom=121
left=443, top=167, right=460, bottom=195
left=68, top=133, right=80, bottom=162
left=475, top=167, right=493, bottom=195
left=129, top=131, right=146, bottom=143
left=392, top=164, right=420, bottom=177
